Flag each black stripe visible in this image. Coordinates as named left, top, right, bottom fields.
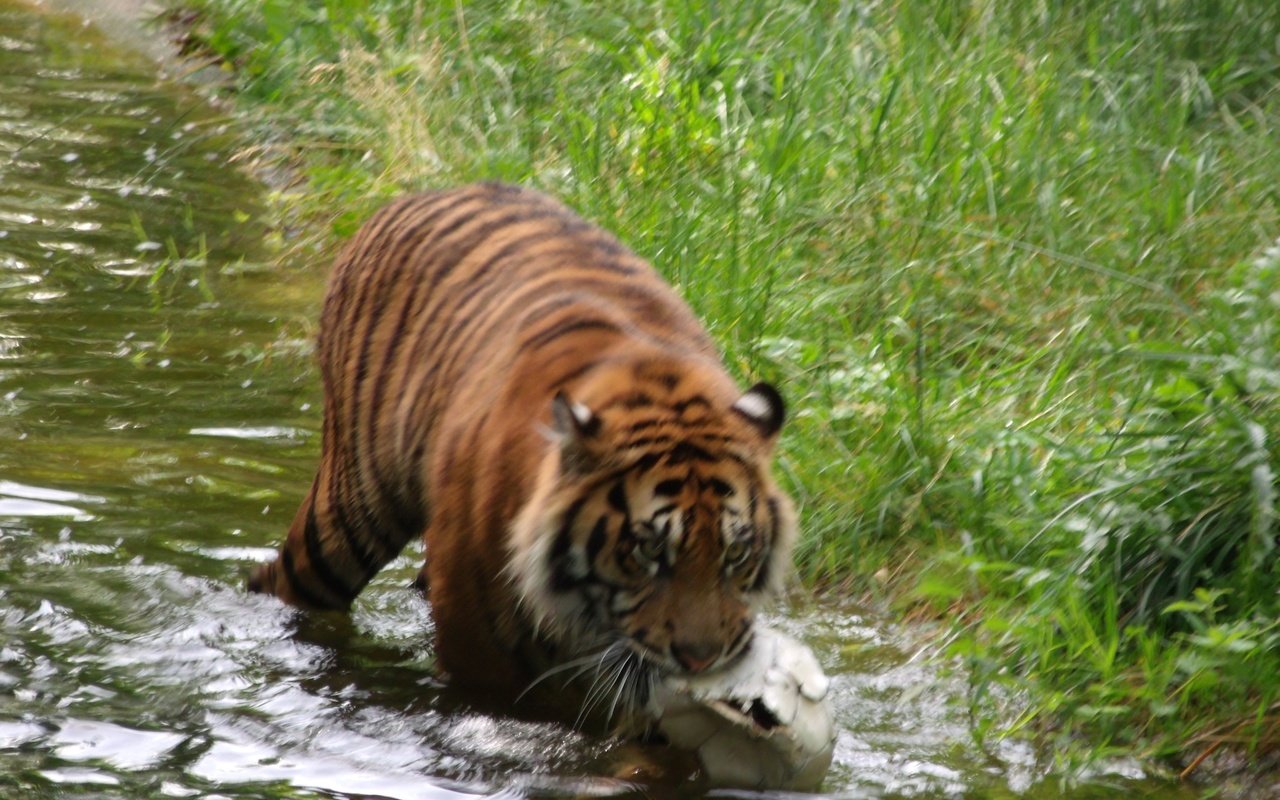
left=670, top=442, right=714, bottom=463
left=552, top=567, right=582, bottom=593
left=387, top=496, right=425, bottom=542
left=470, top=202, right=639, bottom=274
left=329, top=421, right=402, bottom=553
left=281, top=547, right=340, bottom=609
left=549, top=498, right=586, bottom=564
left=337, top=460, right=401, bottom=553
left=708, top=477, right=735, bottom=497
left=617, top=432, right=738, bottom=451
left=360, top=208, right=569, bottom=493
left=751, top=554, right=771, bottom=593
left=585, top=516, right=609, bottom=564
left=345, top=218, right=422, bottom=497
left=575, top=226, right=632, bottom=260
left=349, top=567, right=379, bottom=597
left=765, top=496, right=780, bottom=553
left=324, top=455, right=390, bottom=572
left=432, top=269, right=646, bottom=390
left=409, top=204, right=645, bottom=358
left=585, top=573, right=629, bottom=592
left=595, top=391, right=653, bottom=411
left=386, top=189, right=489, bottom=268
left=727, top=619, right=753, bottom=657
left=519, top=294, right=586, bottom=329
left=415, top=236, right=597, bottom=379
left=372, top=190, right=505, bottom=297
left=653, top=479, right=683, bottom=496
left=330, top=492, right=383, bottom=577
left=426, top=189, right=531, bottom=251
left=399, top=183, right=526, bottom=244
left=571, top=458, right=658, bottom=503
left=343, top=195, right=437, bottom=276
left=645, top=370, right=680, bottom=390
left=631, top=452, right=663, bottom=474
left=717, top=450, right=758, bottom=472
left=552, top=357, right=609, bottom=390
left=427, top=226, right=598, bottom=341
left=622, top=417, right=669, bottom=434
left=619, top=434, right=676, bottom=449
left=427, top=206, right=577, bottom=284
left=358, top=197, right=469, bottom=397
left=303, top=505, right=360, bottom=603
left=751, top=497, right=781, bottom=592
left=671, top=395, right=710, bottom=413
left=360, top=200, right=560, bottom=353
left=426, top=243, right=656, bottom=387
left=523, top=317, right=622, bottom=350
left=573, top=252, right=643, bottom=275
left=607, top=482, right=629, bottom=513
left=472, top=180, right=528, bottom=200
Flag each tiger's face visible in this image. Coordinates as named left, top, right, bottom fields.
left=582, top=463, right=780, bottom=674
left=509, top=369, right=796, bottom=683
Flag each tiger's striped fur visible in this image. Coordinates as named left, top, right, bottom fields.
left=248, top=182, right=797, bottom=723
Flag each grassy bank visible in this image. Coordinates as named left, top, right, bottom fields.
left=167, top=0, right=1280, bottom=778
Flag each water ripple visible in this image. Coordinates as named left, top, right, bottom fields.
left=50, top=719, right=186, bottom=771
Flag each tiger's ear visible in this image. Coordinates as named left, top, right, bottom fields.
left=551, top=391, right=601, bottom=473
left=731, top=382, right=785, bottom=439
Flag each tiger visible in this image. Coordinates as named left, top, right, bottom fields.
left=247, top=182, right=797, bottom=728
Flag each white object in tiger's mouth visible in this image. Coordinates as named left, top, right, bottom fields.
left=645, top=626, right=836, bottom=791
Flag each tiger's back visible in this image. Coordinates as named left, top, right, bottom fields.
left=250, top=182, right=797, bottom=718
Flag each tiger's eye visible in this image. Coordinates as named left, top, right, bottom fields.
left=724, top=536, right=751, bottom=568
left=639, top=534, right=665, bottom=562
left=633, top=522, right=664, bottom=563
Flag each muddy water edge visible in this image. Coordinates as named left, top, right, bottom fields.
left=0, top=2, right=1211, bottom=798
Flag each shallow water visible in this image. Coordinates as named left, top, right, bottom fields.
left=0, top=3, right=1202, bottom=798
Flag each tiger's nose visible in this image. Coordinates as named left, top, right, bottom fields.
left=670, top=640, right=720, bottom=673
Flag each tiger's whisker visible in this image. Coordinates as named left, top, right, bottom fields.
left=576, top=642, right=631, bottom=729
left=516, top=649, right=607, bottom=704
left=573, top=645, right=618, bottom=728
left=605, top=651, right=637, bottom=726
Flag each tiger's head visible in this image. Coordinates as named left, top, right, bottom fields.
left=509, top=359, right=797, bottom=686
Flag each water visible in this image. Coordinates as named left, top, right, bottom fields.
left=0, top=2, right=1200, bottom=797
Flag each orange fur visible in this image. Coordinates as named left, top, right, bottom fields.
left=249, top=183, right=797, bottom=724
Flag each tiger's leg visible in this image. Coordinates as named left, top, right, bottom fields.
left=247, top=451, right=423, bottom=610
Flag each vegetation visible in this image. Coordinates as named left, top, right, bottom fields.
left=165, top=0, right=1280, bottom=779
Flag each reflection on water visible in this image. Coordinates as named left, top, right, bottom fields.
left=0, top=2, right=1199, bottom=798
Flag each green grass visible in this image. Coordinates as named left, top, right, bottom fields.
left=166, top=0, right=1280, bottom=774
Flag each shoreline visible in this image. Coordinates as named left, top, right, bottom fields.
left=28, top=0, right=171, bottom=64
left=25, top=0, right=231, bottom=87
